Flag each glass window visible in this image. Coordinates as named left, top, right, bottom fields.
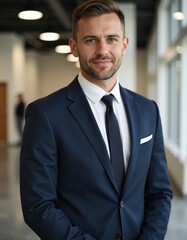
left=168, top=0, right=182, bottom=43
left=167, top=54, right=181, bottom=146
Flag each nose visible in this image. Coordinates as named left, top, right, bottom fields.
left=96, top=39, right=108, bottom=56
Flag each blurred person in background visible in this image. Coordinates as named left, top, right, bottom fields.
left=15, top=93, right=25, bottom=142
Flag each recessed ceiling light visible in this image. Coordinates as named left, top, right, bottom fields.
left=39, top=32, right=60, bottom=41
left=55, top=45, right=71, bottom=53
left=18, top=10, right=43, bottom=20
left=172, top=11, right=184, bottom=20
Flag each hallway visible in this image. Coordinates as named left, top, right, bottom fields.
left=0, top=145, right=186, bottom=240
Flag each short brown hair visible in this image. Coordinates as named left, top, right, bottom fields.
left=72, top=0, right=125, bottom=39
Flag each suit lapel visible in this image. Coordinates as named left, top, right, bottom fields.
left=120, top=87, right=141, bottom=196
left=66, top=78, right=119, bottom=193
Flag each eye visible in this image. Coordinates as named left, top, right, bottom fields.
left=84, top=38, right=97, bottom=44
left=107, top=37, right=118, bottom=43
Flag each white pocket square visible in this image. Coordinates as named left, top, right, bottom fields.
left=140, top=134, right=153, bottom=144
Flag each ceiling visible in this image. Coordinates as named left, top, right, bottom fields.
left=0, top=0, right=160, bottom=52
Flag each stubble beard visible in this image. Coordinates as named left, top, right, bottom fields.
left=80, top=58, right=122, bottom=81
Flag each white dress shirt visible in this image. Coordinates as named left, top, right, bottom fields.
left=78, top=73, right=130, bottom=171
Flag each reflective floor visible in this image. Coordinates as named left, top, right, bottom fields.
left=0, top=145, right=187, bottom=240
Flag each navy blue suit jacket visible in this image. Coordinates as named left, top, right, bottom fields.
left=20, top=77, right=172, bottom=240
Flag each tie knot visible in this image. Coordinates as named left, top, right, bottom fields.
left=102, top=94, right=114, bottom=108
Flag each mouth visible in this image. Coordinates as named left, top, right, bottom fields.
left=92, top=59, right=112, bottom=67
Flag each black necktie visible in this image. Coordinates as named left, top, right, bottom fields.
left=102, top=94, right=125, bottom=192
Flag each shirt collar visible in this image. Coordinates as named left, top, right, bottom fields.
left=78, top=72, right=121, bottom=104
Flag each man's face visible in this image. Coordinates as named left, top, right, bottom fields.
left=70, top=13, right=128, bottom=84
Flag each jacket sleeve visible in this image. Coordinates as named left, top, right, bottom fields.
left=20, top=102, right=95, bottom=240
left=138, top=102, right=173, bottom=240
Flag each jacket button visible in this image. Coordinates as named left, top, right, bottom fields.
left=120, top=201, right=124, bottom=208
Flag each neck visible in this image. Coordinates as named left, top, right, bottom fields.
left=81, top=72, right=118, bottom=92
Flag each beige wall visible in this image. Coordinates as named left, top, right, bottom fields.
left=37, top=52, right=79, bottom=98
left=136, top=50, right=147, bottom=97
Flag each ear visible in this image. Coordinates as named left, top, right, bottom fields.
left=69, top=38, right=78, bottom=57
left=122, top=37, right=129, bottom=55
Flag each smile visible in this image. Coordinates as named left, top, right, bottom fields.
left=92, top=60, right=112, bottom=67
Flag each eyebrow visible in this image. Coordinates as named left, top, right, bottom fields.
left=82, top=35, right=97, bottom=40
left=82, top=34, right=121, bottom=40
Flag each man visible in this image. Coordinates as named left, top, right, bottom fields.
left=20, top=0, right=172, bottom=239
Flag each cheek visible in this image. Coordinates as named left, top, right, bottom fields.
left=112, top=50, right=124, bottom=59
left=115, top=47, right=126, bottom=57
left=110, top=44, right=125, bottom=56
left=78, top=47, right=93, bottom=60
